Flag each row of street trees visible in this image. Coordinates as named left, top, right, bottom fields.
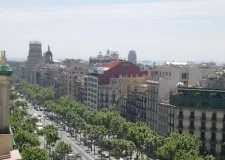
left=9, top=76, right=53, bottom=102
left=9, top=80, right=72, bottom=160
left=10, top=99, right=50, bottom=159
left=10, top=76, right=215, bottom=160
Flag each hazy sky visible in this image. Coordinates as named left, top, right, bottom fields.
left=1, top=0, right=225, bottom=62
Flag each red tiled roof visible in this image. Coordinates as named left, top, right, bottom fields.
left=103, top=59, right=123, bottom=69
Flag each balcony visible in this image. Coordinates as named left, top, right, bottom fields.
left=169, top=121, right=174, bottom=126
left=209, top=138, right=217, bottom=144
left=189, top=126, right=195, bottom=130
left=201, top=116, right=206, bottom=121
left=169, top=113, right=174, bottom=117
left=177, top=124, right=183, bottom=129
left=189, top=115, right=195, bottom=120
left=200, top=137, right=205, bottom=141
left=178, top=115, right=183, bottom=119
left=200, top=126, right=206, bottom=131
left=211, top=127, right=217, bottom=132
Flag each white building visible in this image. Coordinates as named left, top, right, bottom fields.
left=147, top=62, right=216, bottom=131
left=157, top=87, right=225, bottom=159
left=151, top=62, right=216, bottom=86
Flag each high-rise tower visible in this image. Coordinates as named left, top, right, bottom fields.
left=128, top=50, right=137, bottom=64
left=25, top=41, right=42, bottom=83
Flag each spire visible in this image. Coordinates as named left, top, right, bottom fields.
left=48, top=45, right=50, bottom=52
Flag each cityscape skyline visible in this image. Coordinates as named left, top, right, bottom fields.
left=1, top=0, right=225, bottom=62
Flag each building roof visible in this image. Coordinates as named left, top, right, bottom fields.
left=98, top=60, right=148, bottom=85
left=103, top=59, right=124, bottom=69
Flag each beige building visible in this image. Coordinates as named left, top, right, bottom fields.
left=122, top=84, right=147, bottom=122
left=151, top=62, right=216, bottom=86
left=34, top=59, right=90, bottom=99
left=157, top=86, right=225, bottom=159
left=64, top=60, right=89, bottom=98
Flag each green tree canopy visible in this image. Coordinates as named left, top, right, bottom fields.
left=157, top=132, right=202, bottom=160
left=22, top=146, right=50, bottom=160
left=14, top=130, right=40, bottom=152
left=53, top=141, right=72, bottom=159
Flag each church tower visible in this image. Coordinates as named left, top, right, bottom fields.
left=43, top=45, right=53, bottom=64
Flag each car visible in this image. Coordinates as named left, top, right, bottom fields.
left=66, top=154, right=76, bottom=160
left=75, top=153, right=82, bottom=158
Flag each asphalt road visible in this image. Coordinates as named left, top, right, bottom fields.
left=27, top=103, right=96, bottom=160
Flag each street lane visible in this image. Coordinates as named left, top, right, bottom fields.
left=27, top=103, right=95, bottom=160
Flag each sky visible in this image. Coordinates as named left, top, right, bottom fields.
left=0, top=0, right=225, bottom=62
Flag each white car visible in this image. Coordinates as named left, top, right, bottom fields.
left=35, top=122, right=43, bottom=130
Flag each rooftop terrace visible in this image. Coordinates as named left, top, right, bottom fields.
left=169, top=87, right=225, bottom=109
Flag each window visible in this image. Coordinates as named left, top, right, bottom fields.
left=178, top=129, right=182, bottom=134
left=211, top=132, right=216, bottom=141
left=179, top=120, right=183, bottom=127
left=212, top=121, right=216, bottom=132
left=201, top=121, right=206, bottom=128
left=202, top=112, right=206, bottom=120
left=200, top=132, right=205, bottom=140
left=190, top=120, right=194, bottom=129
left=190, top=111, right=194, bottom=119
left=181, top=73, right=187, bottom=79
left=212, top=112, right=217, bottom=121
left=169, top=72, right=171, bottom=76
left=179, top=110, right=183, bottom=118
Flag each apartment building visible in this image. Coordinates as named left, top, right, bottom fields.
left=64, top=60, right=90, bottom=98
left=120, top=77, right=175, bottom=130
left=157, top=86, right=225, bottom=159
left=74, top=76, right=84, bottom=103
left=84, top=59, right=148, bottom=109
left=146, top=62, right=216, bottom=130
left=124, top=84, right=147, bottom=122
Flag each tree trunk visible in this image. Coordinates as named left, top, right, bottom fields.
left=94, top=144, right=96, bottom=154
left=90, top=140, right=93, bottom=151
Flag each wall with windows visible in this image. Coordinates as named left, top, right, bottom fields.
left=173, top=107, right=225, bottom=158
left=84, top=75, right=99, bottom=109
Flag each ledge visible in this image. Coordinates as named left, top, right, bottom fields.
left=0, top=127, right=13, bottom=156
